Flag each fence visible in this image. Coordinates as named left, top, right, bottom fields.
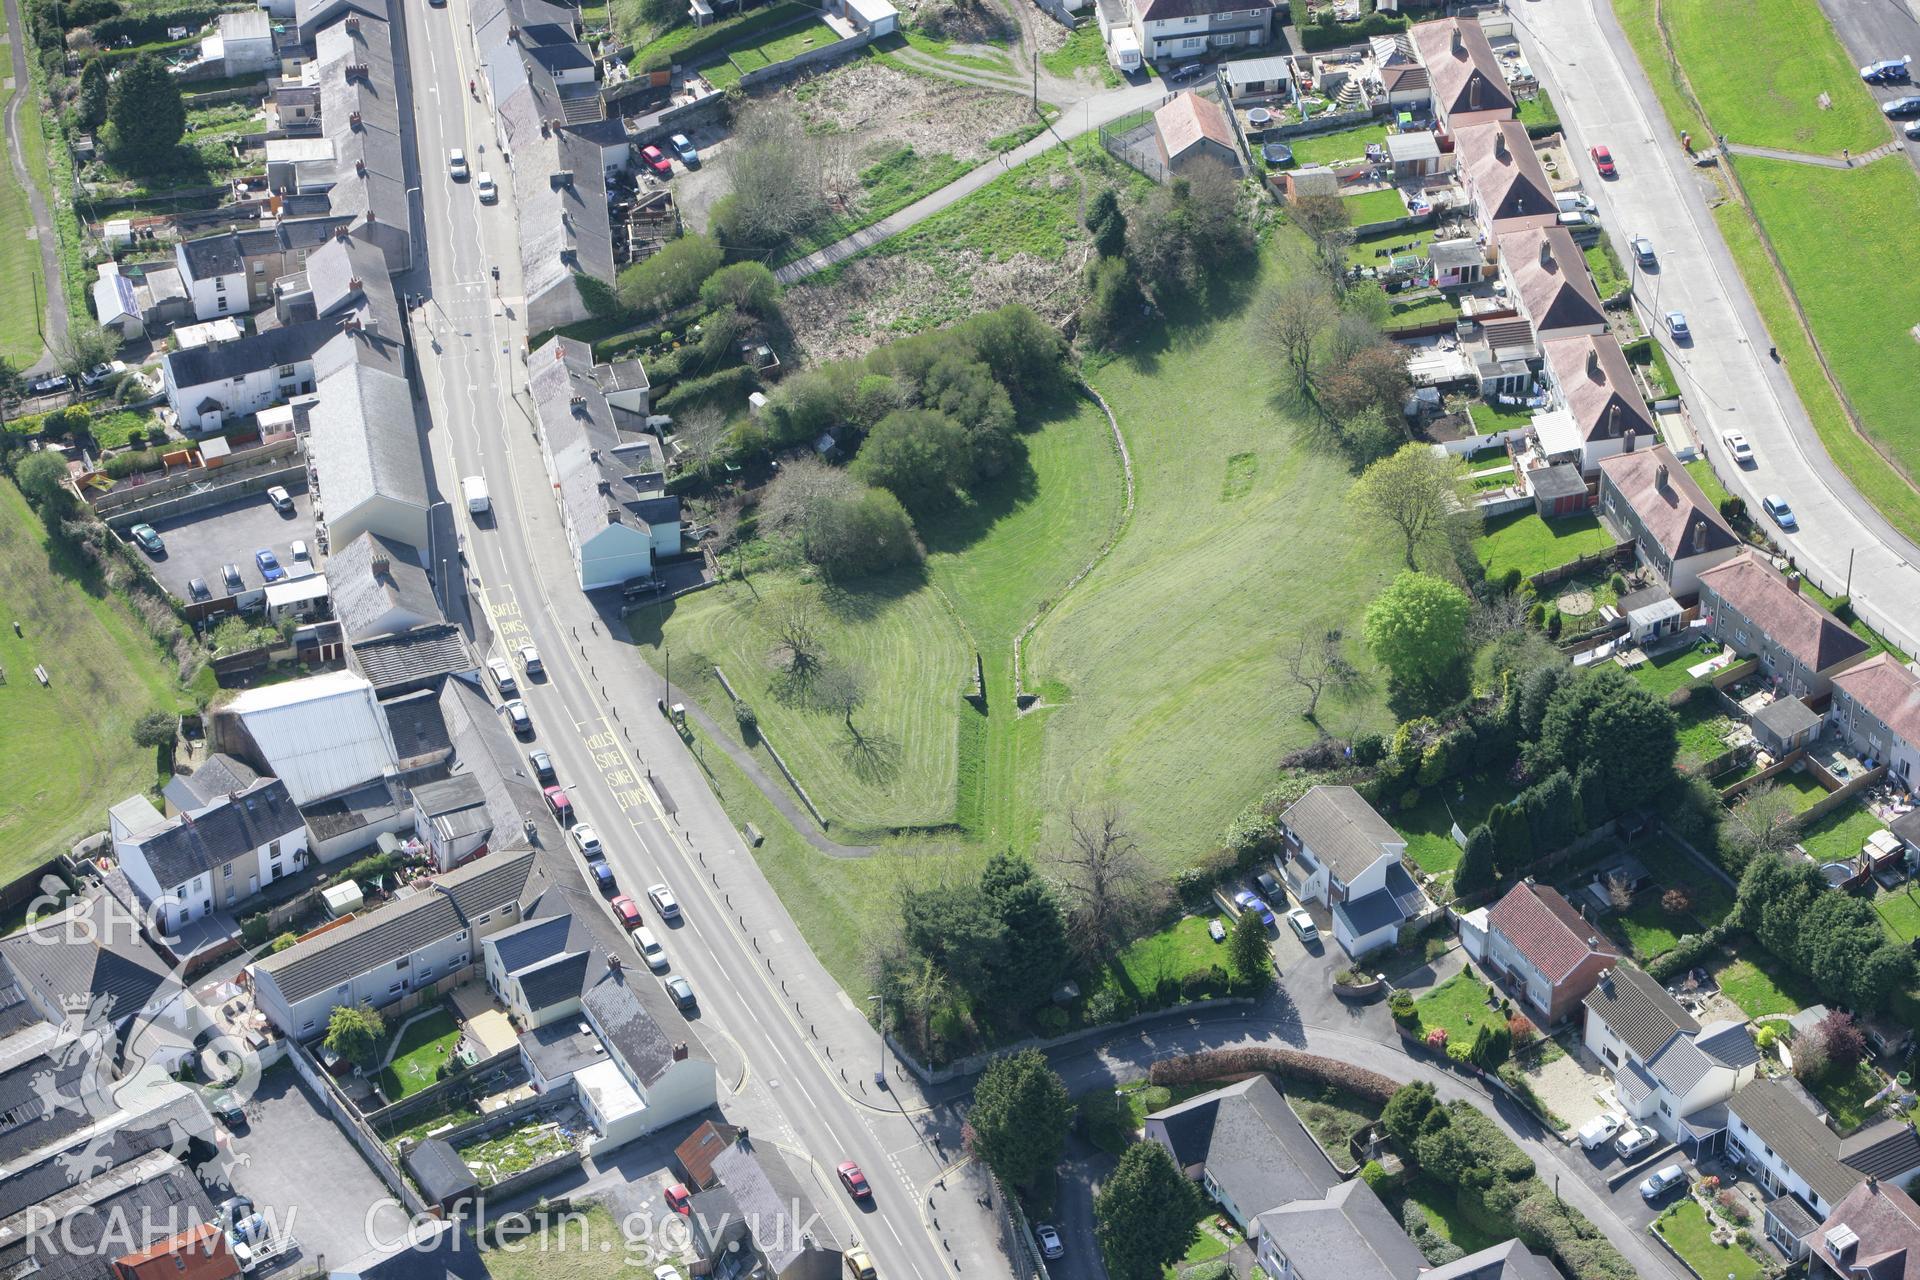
left=287, top=1037, right=431, bottom=1217
left=1526, top=541, right=1634, bottom=593
left=1098, top=107, right=1168, bottom=184
left=711, top=665, right=828, bottom=828
left=365, top=1046, right=525, bottom=1132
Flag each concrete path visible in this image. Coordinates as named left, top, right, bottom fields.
left=775, top=77, right=1166, bottom=283
left=1725, top=140, right=1903, bottom=166
left=3, top=0, right=67, bottom=373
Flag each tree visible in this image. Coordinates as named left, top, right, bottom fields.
left=1662, top=886, right=1694, bottom=915
left=717, top=103, right=829, bottom=250
left=673, top=405, right=732, bottom=481
left=1261, top=276, right=1331, bottom=398
left=699, top=261, right=780, bottom=315
left=324, top=1003, right=385, bottom=1068
left=1489, top=802, right=1533, bottom=876
left=1128, top=161, right=1250, bottom=294
left=1818, top=1010, right=1866, bottom=1072
left=1284, top=626, right=1364, bottom=725
left=1316, top=339, right=1414, bottom=434
left=979, top=852, right=1071, bottom=1012
left=768, top=597, right=827, bottom=697
left=1455, top=824, right=1496, bottom=894
left=1290, top=192, right=1354, bottom=282
left=966, top=1050, right=1073, bottom=1191
left=1530, top=667, right=1678, bottom=814
left=1094, top=1140, right=1203, bottom=1280
left=617, top=232, right=722, bottom=314
left=15, top=451, right=70, bottom=510
left=814, top=662, right=865, bottom=728
left=1336, top=405, right=1404, bottom=464
left=760, top=456, right=861, bottom=539
left=1081, top=256, right=1143, bottom=351
left=1228, top=907, right=1271, bottom=988
left=1722, top=782, right=1801, bottom=869
left=1087, top=187, right=1127, bottom=259
left=1520, top=769, right=1576, bottom=854
left=852, top=408, right=972, bottom=512
left=1052, top=806, right=1157, bottom=963
left=1468, top=1021, right=1511, bottom=1069
left=902, top=882, right=1006, bottom=996
left=131, top=709, right=175, bottom=751
left=107, top=54, right=185, bottom=171
left=1363, top=572, right=1473, bottom=700
left=77, top=57, right=109, bottom=130
left=810, top=486, right=921, bottom=575
left=1789, top=1027, right=1830, bottom=1082
left=1381, top=1081, right=1439, bottom=1147
left=51, top=324, right=122, bottom=398
left=1348, top=445, right=1469, bottom=570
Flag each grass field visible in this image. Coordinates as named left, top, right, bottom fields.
left=1475, top=512, right=1618, bottom=581
left=483, top=1204, right=641, bottom=1280
left=1770, top=768, right=1831, bottom=812
left=1713, top=950, right=1815, bottom=1019
left=1285, top=123, right=1388, bottom=168
left=374, top=1008, right=461, bottom=1101
left=1664, top=0, right=1888, bottom=155
left=0, top=86, right=46, bottom=368
left=1625, top=644, right=1714, bottom=699
left=1655, top=1199, right=1764, bottom=1280
left=1872, top=884, right=1920, bottom=943
left=0, top=480, right=184, bottom=881
left=700, top=17, right=842, bottom=88
left=1341, top=187, right=1404, bottom=227
left=1041, top=23, right=1120, bottom=87
left=1101, top=915, right=1231, bottom=1004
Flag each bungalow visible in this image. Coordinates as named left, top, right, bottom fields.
left=1597, top=444, right=1740, bottom=597
left=1537, top=334, right=1656, bottom=473
left=1728, top=1078, right=1920, bottom=1260
left=1144, top=1076, right=1337, bottom=1232
left=1698, top=552, right=1869, bottom=700
left=1498, top=227, right=1606, bottom=341
left=1122, top=0, right=1276, bottom=64
left=1583, top=964, right=1758, bottom=1149
left=1830, top=653, right=1920, bottom=786
left=1419, top=1242, right=1561, bottom=1280
left=1277, top=786, right=1431, bottom=957
left=1410, top=17, right=1514, bottom=133
left=1483, top=881, right=1621, bottom=1025
left=1812, top=1176, right=1920, bottom=1279
left=1454, top=120, right=1555, bottom=237
left=1155, top=91, right=1242, bottom=175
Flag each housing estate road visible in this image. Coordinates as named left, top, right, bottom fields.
left=773, top=78, right=1168, bottom=283
left=1507, top=0, right=1920, bottom=655
left=394, top=4, right=1007, bottom=1279
left=3, top=0, right=67, bottom=372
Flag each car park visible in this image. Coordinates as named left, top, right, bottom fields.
left=1638, top=1164, right=1687, bottom=1201
left=1665, top=311, right=1690, bottom=341
left=476, top=172, right=497, bottom=202
left=222, top=563, right=244, bottom=593
left=648, top=882, right=681, bottom=919
left=505, top=699, right=532, bottom=735
left=1589, top=144, right=1617, bottom=177
left=669, top=134, right=698, bottom=166
left=544, top=786, right=573, bottom=822
left=266, top=486, right=294, bottom=513
left=489, top=657, right=518, bottom=695
left=636, top=927, right=668, bottom=970
left=1630, top=235, right=1656, bottom=266
left=641, top=144, right=672, bottom=176
left=1036, top=1224, right=1064, bottom=1259
left=837, top=1161, right=871, bottom=1200
left=1883, top=95, right=1920, bottom=117
left=1763, top=494, right=1798, bottom=530
left=1576, top=1112, right=1624, bottom=1150
left=449, top=149, right=468, bottom=179
left=254, top=549, right=284, bottom=582
left=1862, top=57, right=1911, bottom=83
left=570, top=823, right=602, bottom=856
left=130, top=524, right=164, bottom=555
left=1614, top=1124, right=1656, bottom=1160
left=1286, top=909, right=1319, bottom=944
left=664, top=974, right=696, bottom=1010
left=611, top=895, right=641, bottom=927
left=528, top=748, right=554, bottom=783
left=1723, top=431, right=1755, bottom=466
left=519, top=643, right=543, bottom=675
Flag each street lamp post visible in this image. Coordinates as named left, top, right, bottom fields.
left=866, top=994, right=887, bottom=1089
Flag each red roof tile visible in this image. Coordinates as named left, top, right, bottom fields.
left=1488, top=882, right=1619, bottom=983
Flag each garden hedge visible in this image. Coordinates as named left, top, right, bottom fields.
left=1148, top=1046, right=1402, bottom=1104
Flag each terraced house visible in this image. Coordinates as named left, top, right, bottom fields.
left=1121, top=0, right=1276, bottom=62
left=1829, top=653, right=1920, bottom=787
left=1697, top=551, right=1869, bottom=700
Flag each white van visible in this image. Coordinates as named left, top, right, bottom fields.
left=635, top=927, right=668, bottom=970
left=463, top=475, right=491, bottom=513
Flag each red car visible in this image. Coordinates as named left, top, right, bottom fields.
left=544, top=786, right=572, bottom=823
left=665, top=1183, right=691, bottom=1214
left=1589, top=145, right=1617, bottom=178
left=837, top=1161, right=871, bottom=1200
left=611, top=894, right=641, bottom=928
left=641, top=144, right=672, bottom=177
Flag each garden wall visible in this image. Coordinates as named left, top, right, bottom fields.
left=734, top=27, right=875, bottom=89
left=363, top=1045, right=524, bottom=1130
left=1269, top=104, right=1386, bottom=139
left=888, top=996, right=1255, bottom=1084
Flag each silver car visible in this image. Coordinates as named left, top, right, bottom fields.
left=1638, top=1164, right=1686, bottom=1201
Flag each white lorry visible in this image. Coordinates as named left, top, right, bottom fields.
left=462, top=475, right=491, bottom=513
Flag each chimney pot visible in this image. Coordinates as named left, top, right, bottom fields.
left=1656, top=462, right=1669, bottom=489
left=1539, top=236, right=1553, bottom=269
left=1495, top=128, right=1509, bottom=161
left=1790, top=574, right=1802, bottom=594
left=672, top=1042, right=689, bottom=1061
left=347, top=276, right=362, bottom=293
left=1587, top=346, right=1601, bottom=378
left=371, top=555, right=389, bottom=578
left=1452, top=23, right=1464, bottom=54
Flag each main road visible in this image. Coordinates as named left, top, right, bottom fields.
left=388, top=4, right=1008, bottom=1277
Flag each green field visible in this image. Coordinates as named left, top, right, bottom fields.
left=1040, top=22, right=1119, bottom=86
left=1285, top=123, right=1388, bottom=168
left=1664, top=0, right=1888, bottom=155
left=1872, top=884, right=1920, bottom=943
left=1475, top=512, right=1618, bottom=581
left=1799, top=803, right=1885, bottom=864
left=1713, top=950, right=1815, bottom=1019
left=700, top=17, right=843, bottom=88
left=0, top=480, right=185, bottom=883
left=0, top=86, right=46, bottom=367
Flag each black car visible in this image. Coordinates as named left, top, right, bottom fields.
left=188, top=578, right=211, bottom=602
left=1883, top=95, right=1920, bottom=118
left=528, top=748, right=555, bottom=784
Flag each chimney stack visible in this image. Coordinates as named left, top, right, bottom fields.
left=1452, top=23, right=1464, bottom=54
left=1789, top=574, right=1803, bottom=595
left=349, top=110, right=363, bottom=130
left=1691, top=520, right=1708, bottom=554
left=1623, top=428, right=1637, bottom=453
left=371, top=555, right=390, bottom=578
left=1539, top=236, right=1553, bottom=269
left=1656, top=461, right=1669, bottom=490
left=1607, top=404, right=1619, bottom=438
left=1587, top=346, right=1601, bottom=379
left=672, top=1042, right=689, bottom=1061
left=1495, top=127, right=1508, bottom=161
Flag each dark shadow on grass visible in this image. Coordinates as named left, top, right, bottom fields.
left=816, top=562, right=931, bottom=623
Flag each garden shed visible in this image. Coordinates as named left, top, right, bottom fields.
left=1752, top=696, right=1822, bottom=756
left=1527, top=462, right=1587, bottom=518
left=404, top=1137, right=479, bottom=1214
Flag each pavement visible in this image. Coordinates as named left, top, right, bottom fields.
left=391, top=1, right=1008, bottom=1276
left=1506, top=0, right=1920, bottom=658
left=3, top=0, right=67, bottom=373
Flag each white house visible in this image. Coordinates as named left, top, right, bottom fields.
left=108, top=776, right=308, bottom=935
left=1277, top=785, right=1431, bottom=957
left=176, top=233, right=249, bottom=321
left=161, top=326, right=320, bottom=433
left=92, top=264, right=144, bottom=340
left=1830, top=653, right=1920, bottom=788
left=1123, top=0, right=1276, bottom=63
left=1582, top=965, right=1758, bottom=1150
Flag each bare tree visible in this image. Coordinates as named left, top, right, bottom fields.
left=768, top=597, right=827, bottom=698
left=1052, top=806, right=1158, bottom=963
left=1261, top=277, right=1331, bottom=400
left=760, top=456, right=861, bottom=539
left=1285, top=627, right=1365, bottom=726
left=1289, top=193, right=1354, bottom=283
left=675, top=405, right=731, bottom=481
left=1724, top=782, right=1801, bottom=865
left=1605, top=872, right=1636, bottom=913
left=814, top=662, right=866, bottom=728
left=721, top=103, right=829, bottom=249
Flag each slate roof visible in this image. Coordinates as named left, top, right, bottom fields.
left=1615, top=1057, right=1659, bottom=1109
left=314, top=10, right=408, bottom=240
left=1136, top=0, right=1271, bottom=20
left=1543, top=333, right=1655, bottom=446
left=349, top=624, right=474, bottom=691
left=1756, top=696, right=1824, bottom=741
left=487, top=915, right=573, bottom=975
left=530, top=338, right=681, bottom=551
left=1488, top=881, right=1618, bottom=983
left=303, top=354, right=427, bottom=526
left=516, top=949, right=591, bottom=1011
left=1147, top=1076, right=1337, bottom=1215
left=1336, top=862, right=1428, bottom=937
left=328, top=532, right=440, bottom=641
left=1155, top=91, right=1237, bottom=163
left=437, top=677, right=552, bottom=847
left=1502, top=227, right=1603, bottom=335
left=125, top=777, right=305, bottom=891
left=1695, top=1019, right=1761, bottom=1069
left=582, top=968, right=676, bottom=1085
left=163, top=320, right=329, bottom=391
left=1700, top=551, right=1870, bottom=675
left=383, top=689, right=452, bottom=765
left=1419, top=1239, right=1561, bottom=1280
left=1411, top=16, right=1513, bottom=121
left=1730, top=1078, right=1920, bottom=1208
left=0, top=1090, right=212, bottom=1221
left=163, top=753, right=261, bottom=814
left=1455, top=120, right=1553, bottom=226
left=405, top=1137, right=479, bottom=1206
left=0, top=892, right=175, bottom=1030
left=1583, top=963, right=1697, bottom=1061
left=1646, top=1032, right=1718, bottom=1096
left=707, top=1137, right=840, bottom=1272
left=1835, top=653, right=1920, bottom=747
left=179, top=233, right=245, bottom=281
left=0, top=1027, right=99, bottom=1166
left=253, top=848, right=536, bottom=1003
left=1279, top=785, right=1403, bottom=884
left=1599, top=445, right=1739, bottom=563
left=0, top=1152, right=215, bottom=1280
left=1249, top=1180, right=1426, bottom=1279
left=1815, top=1177, right=1920, bottom=1280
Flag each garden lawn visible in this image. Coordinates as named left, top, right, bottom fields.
left=373, top=1008, right=460, bottom=1101
left=1340, top=187, right=1404, bottom=227
left=1624, top=643, right=1715, bottom=698
left=1346, top=225, right=1432, bottom=270
left=1673, top=699, right=1738, bottom=770
left=699, top=18, right=843, bottom=89
left=1770, top=768, right=1831, bottom=813
left=1285, top=123, right=1388, bottom=167
left=1514, top=88, right=1559, bottom=134
left=1654, top=1199, right=1763, bottom=1280
left=1584, top=239, right=1628, bottom=299
left=1392, top=774, right=1522, bottom=876
left=0, top=480, right=185, bottom=882
left=1798, top=803, right=1886, bottom=864
left=1396, top=1177, right=1502, bottom=1256
left=457, top=1120, right=573, bottom=1185
left=1098, top=915, right=1234, bottom=1005
left=1467, top=401, right=1533, bottom=435
left=1289, top=1087, right=1378, bottom=1173
left=1664, top=0, right=1888, bottom=154
left=1475, top=512, right=1617, bottom=581
left=483, top=1202, right=632, bottom=1280
left=1412, top=970, right=1506, bottom=1044
left=1618, top=903, right=1687, bottom=961
left=1872, top=885, right=1920, bottom=943
left=1713, top=949, right=1817, bottom=1019
left=1384, top=293, right=1457, bottom=332
left=1809, top=1061, right=1887, bottom=1132
left=1684, top=458, right=1732, bottom=508
left=1079, top=1080, right=1168, bottom=1155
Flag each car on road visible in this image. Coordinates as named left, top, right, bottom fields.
left=130, top=524, right=164, bottom=555
left=448, top=148, right=468, bottom=180
left=266, top=485, right=294, bottom=513
left=845, top=1247, right=876, bottom=1280
left=519, top=643, right=543, bottom=675
left=664, top=1183, right=690, bottom=1214
left=188, top=577, right=211, bottom=601
left=1763, top=493, right=1798, bottom=530
left=1630, top=235, right=1656, bottom=267
left=505, top=699, right=532, bottom=735
left=664, top=974, right=697, bottom=1010
left=669, top=133, right=699, bottom=166
left=636, top=926, right=667, bottom=969
left=641, top=144, right=672, bottom=176
left=1286, top=909, right=1319, bottom=944
left=544, top=785, right=573, bottom=822
left=648, top=882, right=681, bottom=919
left=1723, top=431, right=1755, bottom=466
left=570, top=823, right=602, bottom=856
left=1576, top=1112, right=1624, bottom=1150
left=476, top=172, right=497, bottom=202
left=1614, top=1124, right=1657, bottom=1160
left=611, top=894, right=641, bottom=928
left=27, top=372, right=68, bottom=395
left=1036, top=1224, right=1064, bottom=1259
left=489, top=657, right=518, bottom=695
left=837, top=1161, right=871, bottom=1200
left=1665, top=311, right=1690, bottom=341
left=222, top=563, right=244, bottom=593
left=290, top=539, right=309, bottom=564
left=254, top=549, right=285, bottom=582
left=1884, top=95, right=1920, bottom=117
left=1589, top=144, right=1617, bottom=178
left=1862, top=57, right=1911, bottom=84
left=1906, top=120, right=1920, bottom=140
left=1638, top=1164, right=1687, bottom=1201
left=1234, top=890, right=1274, bottom=926
left=528, top=748, right=554, bottom=783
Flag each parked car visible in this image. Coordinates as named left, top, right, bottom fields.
left=1286, top=909, right=1319, bottom=944
left=640, top=144, right=672, bottom=176
left=188, top=577, right=211, bottom=601
left=1638, top=1164, right=1687, bottom=1201
left=1723, top=431, right=1755, bottom=466
left=1576, top=1112, right=1624, bottom=1150
left=80, top=362, right=118, bottom=390
left=254, top=549, right=285, bottom=583
left=1883, top=95, right=1920, bottom=117
left=290, top=539, right=310, bottom=564
left=669, top=133, right=699, bottom=166
left=1906, top=120, right=1920, bottom=139
left=1614, top=1124, right=1657, bottom=1159
left=519, top=643, right=543, bottom=675
left=635, top=926, right=668, bottom=970
left=1665, top=311, right=1690, bottom=341
left=1763, top=493, right=1798, bottom=530
left=1036, top=1224, right=1064, bottom=1260
left=27, top=372, right=68, bottom=395
left=216, top=1198, right=256, bottom=1231
left=837, top=1161, right=871, bottom=1200
left=222, top=563, right=244, bottom=593
left=449, top=148, right=468, bottom=179
left=130, top=524, right=164, bottom=555
left=505, top=699, right=532, bottom=735
left=1255, top=870, right=1283, bottom=900
left=544, top=785, right=573, bottom=823
left=664, top=974, right=696, bottom=1010
left=265, top=485, right=294, bottom=513
left=1234, top=890, right=1274, bottom=926
left=1589, top=144, right=1617, bottom=177
left=664, top=1184, right=691, bottom=1214
left=1208, top=917, right=1226, bottom=942
left=648, top=882, right=681, bottom=920
left=489, top=657, right=518, bottom=695
left=590, top=859, right=617, bottom=895
left=611, top=894, right=641, bottom=928
left=476, top=172, right=497, bottom=202
left=570, top=823, right=603, bottom=856
left=528, top=748, right=554, bottom=783
left=1630, top=235, right=1656, bottom=267
left=1862, top=57, right=1911, bottom=83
